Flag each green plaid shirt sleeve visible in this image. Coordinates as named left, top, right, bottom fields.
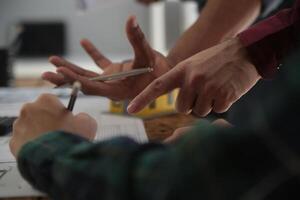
left=17, top=121, right=288, bottom=200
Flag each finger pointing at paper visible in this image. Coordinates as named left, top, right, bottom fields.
left=128, top=38, right=261, bottom=117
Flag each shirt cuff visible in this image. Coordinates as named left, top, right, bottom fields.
left=17, top=131, right=90, bottom=192
left=237, top=9, right=294, bottom=78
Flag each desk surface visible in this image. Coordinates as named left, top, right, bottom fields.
left=1, top=79, right=197, bottom=200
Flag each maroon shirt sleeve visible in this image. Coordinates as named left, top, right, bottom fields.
left=238, top=0, right=300, bottom=79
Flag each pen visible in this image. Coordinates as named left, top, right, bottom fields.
left=89, top=67, right=153, bottom=81
left=57, top=67, right=153, bottom=88
left=67, top=81, right=81, bottom=111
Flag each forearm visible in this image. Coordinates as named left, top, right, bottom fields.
left=17, top=124, right=285, bottom=200
left=167, top=0, right=261, bottom=66
left=17, top=131, right=167, bottom=200
left=17, top=132, right=91, bottom=196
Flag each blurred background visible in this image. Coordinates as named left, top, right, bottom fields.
left=0, top=0, right=198, bottom=85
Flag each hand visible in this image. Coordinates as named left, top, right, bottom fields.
left=164, top=126, right=192, bottom=144
left=10, top=94, right=97, bottom=157
left=164, top=119, right=232, bottom=144
left=128, top=38, right=261, bottom=116
left=136, top=0, right=161, bottom=5
left=42, top=16, right=172, bottom=101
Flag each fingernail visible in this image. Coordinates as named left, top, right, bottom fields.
left=185, top=109, right=192, bottom=115
left=175, top=103, right=191, bottom=115
left=127, top=103, right=137, bottom=113
left=133, top=17, right=138, bottom=28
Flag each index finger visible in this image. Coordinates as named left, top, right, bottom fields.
left=80, top=39, right=112, bottom=69
left=49, top=56, right=98, bottom=78
left=127, top=68, right=182, bottom=113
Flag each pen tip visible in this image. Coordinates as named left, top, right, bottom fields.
left=71, top=81, right=82, bottom=95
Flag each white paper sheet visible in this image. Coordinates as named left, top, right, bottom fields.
left=0, top=162, right=44, bottom=198
left=95, top=114, right=148, bottom=143
left=0, top=137, right=15, bottom=163
left=0, top=87, right=76, bottom=117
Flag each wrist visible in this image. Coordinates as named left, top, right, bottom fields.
left=235, top=37, right=262, bottom=80
left=166, top=54, right=179, bottom=68
left=228, top=37, right=262, bottom=81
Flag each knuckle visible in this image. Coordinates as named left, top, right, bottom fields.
left=37, top=93, right=55, bottom=103
left=189, top=73, right=205, bottom=88
left=9, top=139, right=14, bottom=152
left=188, top=79, right=198, bottom=91
left=231, top=90, right=241, bottom=102
left=193, top=111, right=205, bottom=118
left=82, top=86, right=94, bottom=95
left=226, top=90, right=239, bottom=103
left=193, top=108, right=209, bottom=118
left=151, top=79, right=165, bottom=93
left=20, top=103, right=32, bottom=117
left=213, top=106, right=229, bottom=114
left=131, top=29, right=145, bottom=44
left=12, top=120, right=22, bottom=136
left=135, top=25, right=146, bottom=40
left=204, top=82, right=218, bottom=94
left=181, top=60, right=193, bottom=68
left=12, top=118, right=19, bottom=129
left=213, top=106, right=226, bottom=114
left=218, top=88, right=228, bottom=99
left=189, top=74, right=199, bottom=85
left=226, top=83, right=240, bottom=102
left=138, top=30, right=146, bottom=41
left=81, top=81, right=97, bottom=93
left=213, top=99, right=230, bottom=114
left=73, top=73, right=80, bottom=81
left=90, top=48, right=98, bottom=56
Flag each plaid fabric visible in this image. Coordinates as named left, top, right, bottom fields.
left=18, top=117, right=300, bottom=200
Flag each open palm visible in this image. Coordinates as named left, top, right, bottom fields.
left=42, top=16, right=171, bottom=100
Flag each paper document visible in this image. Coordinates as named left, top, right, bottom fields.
left=0, top=137, right=15, bottom=163
left=95, top=114, right=148, bottom=143
left=0, top=162, right=44, bottom=198
left=0, top=88, right=73, bottom=116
